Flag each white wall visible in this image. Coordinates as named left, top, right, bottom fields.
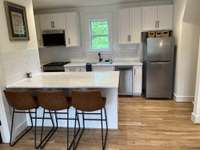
left=174, top=0, right=200, bottom=102
left=0, top=0, right=41, bottom=143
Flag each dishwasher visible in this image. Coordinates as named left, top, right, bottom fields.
left=116, top=66, right=133, bottom=96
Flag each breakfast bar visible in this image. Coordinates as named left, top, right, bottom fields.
left=6, top=72, right=120, bottom=129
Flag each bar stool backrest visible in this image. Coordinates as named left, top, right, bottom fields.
left=71, top=90, right=106, bottom=111
left=4, top=90, right=37, bottom=110
left=37, top=91, right=70, bottom=110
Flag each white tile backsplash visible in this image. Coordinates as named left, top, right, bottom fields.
left=39, top=43, right=142, bottom=64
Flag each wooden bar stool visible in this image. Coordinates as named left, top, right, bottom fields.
left=71, top=90, right=108, bottom=150
left=36, top=90, right=71, bottom=149
left=4, top=90, right=38, bottom=148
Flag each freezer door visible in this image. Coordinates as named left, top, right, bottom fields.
left=147, top=37, right=174, bottom=61
left=146, top=62, right=173, bottom=99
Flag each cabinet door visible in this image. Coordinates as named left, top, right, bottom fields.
left=157, top=5, right=173, bottom=30
left=133, top=66, right=142, bottom=96
left=142, top=6, right=157, bottom=31
left=39, top=13, right=65, bottom=30
left=34, top=15, right=42, bottom=47
left=130, top=7, right=142, bottom=43
left=65, top=12, right=81, bottom=47
left=118, top=8, right=131, bottom=44
left=39, top=14, right=51, bottom=30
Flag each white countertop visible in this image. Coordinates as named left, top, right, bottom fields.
left=64, top=61, right=143, bottom=67
left=6, top=72, right=120, bottom=89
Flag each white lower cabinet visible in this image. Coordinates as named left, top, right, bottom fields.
left=133, top=66, right=143, bottom=96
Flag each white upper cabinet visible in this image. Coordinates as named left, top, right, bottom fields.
left=118, top=8, right=131, bottom=44
left=157, top=5, right=173, bottom=30
left=142, top=5, right=173, bottom=31
left=118, top=7, right=142, bottom=44
left=65, top=12, right=81, bottom=47
left=131, top=7, right=142, bottom=43
left=39, top=13, right=66, bottom=30
left=142, top=6, right=157, bottom=31
left=36, top=12, right=81, bottom=48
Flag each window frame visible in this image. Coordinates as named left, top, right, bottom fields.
left=89, top=19, right=110, bottom=51
left=86, top=13, right=112, bottom=52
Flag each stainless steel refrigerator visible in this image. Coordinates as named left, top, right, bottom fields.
left=143, top=37, right=175, bottom=99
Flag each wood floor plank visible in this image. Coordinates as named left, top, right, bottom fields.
left=0, top=97, right=199, bottom=150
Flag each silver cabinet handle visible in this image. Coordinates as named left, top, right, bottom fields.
left=128, top=35, right=131, bottom=42
left=155, top=20, right=160, bottom=28
left=133, top=68, right=136, bottom=76
left=51, top=21, right=55, bottom=28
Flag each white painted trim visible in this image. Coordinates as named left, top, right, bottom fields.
left=174, top=93, right=194, bottom=102
left=84, top=12, right=113, bottom=52
left=191, top=112, right=200, bottom=123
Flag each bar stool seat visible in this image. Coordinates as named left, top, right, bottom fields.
left=36, top=90, right=71, bottom=149
left=4, top=90, right=38, bottom=148
left=71, top=90, right=108, bottom=150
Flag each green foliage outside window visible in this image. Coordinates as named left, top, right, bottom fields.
left=90, top=20, right=110, bottom=50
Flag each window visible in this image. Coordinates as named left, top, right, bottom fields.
left=89, top=19, right=110, bottom=50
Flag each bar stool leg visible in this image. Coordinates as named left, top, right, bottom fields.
left=103, top=107, right=108, bottom=150
left=66, top=109, right=69, bottom=149
left=40, top=109, right=45, bottom=144
left=28, top=110, right=34, bottom=130
left=28, top=110, right=35, bottom=148
left=100, top=108, right=108, bottom=150
left=72, top=111, right=85, bottom=150
left=34, top=108, right=38, bottom=149
left=10, top=109, right=35, bottom=147
left=54, top=111, right=58, bottom=128
left=37, top=110, right=57, bottom=149
left=100, top=109, right=104, bottom=149
left=9, top=108, right=15, bottom=147
left=82, top=112, right=85, bottom=129
left=73, top=110, right=78, bottom=150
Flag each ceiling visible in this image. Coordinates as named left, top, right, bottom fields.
left=33, top=0, right=172, bottom=10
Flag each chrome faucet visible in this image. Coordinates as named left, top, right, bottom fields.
left=98, top=52, right=103, bottom=62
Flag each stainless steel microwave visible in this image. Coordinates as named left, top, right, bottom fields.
left=42, top=30, right=66, bottom=46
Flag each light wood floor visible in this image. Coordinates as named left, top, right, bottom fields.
left=1, top=97, right=200, bottom=150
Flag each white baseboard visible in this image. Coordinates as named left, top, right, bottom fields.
left=191, top=112, right=200, bottom=123
left=13, top=121, right=28, bottom=139
left=174, top=94, right=194, bottom=102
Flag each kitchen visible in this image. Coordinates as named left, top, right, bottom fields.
left=36, top=1, right=174, bottom=98
left=1, top=0, right=200, bottom=149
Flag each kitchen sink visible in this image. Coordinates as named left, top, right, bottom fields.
left=87, top=61, right=112, bottom=65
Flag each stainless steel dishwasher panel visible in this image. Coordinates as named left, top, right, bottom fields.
left=116, top=66, right=133, bottom=96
